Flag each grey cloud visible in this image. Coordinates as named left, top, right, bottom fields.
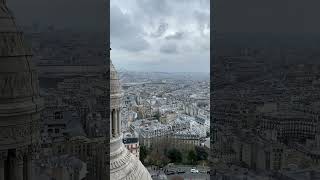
left=151, top=22, right=169, bottom=38
left=111, top=5, right=149, bottom=52
left=160, top=43, right=178, bottom=54
left=111, top=6, right=135, bottom=37
left=194, top=11, right=210, bottom=25
left=111, top=0, right=209, bottom=72
left=8, top=0, right=106, bottom=32
left=194, top=10, right=210, bottom=35
left=165, top=32, right=184, bottom=40
left=136, top=0, right=171, bottom=17
left=119, top=36, right=150, bottom=52
left=168, top=0, right=209, bottom=7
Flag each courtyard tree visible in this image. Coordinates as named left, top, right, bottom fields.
left=166, top=148, right=182, bottom=163
left=140, top=145, right=148, bottom=163
left=195, top=146, right=208, bottom=161
left=187, top=149, right=197, bottom=165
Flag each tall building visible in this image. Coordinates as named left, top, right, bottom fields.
left=110, top=61, right=152, bottom=180
left=0, top=0, right=43, bottom=179
left=123, top=132, right=140, bottom=159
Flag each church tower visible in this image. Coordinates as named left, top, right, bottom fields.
left=110, top=60, right=152, bottom=180
left=0, top=0, right=43, bottom=179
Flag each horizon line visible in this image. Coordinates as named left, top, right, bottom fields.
left=118, top=69, right=210, bottom=74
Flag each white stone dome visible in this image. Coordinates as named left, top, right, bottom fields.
left=110, top=61, right=122, bottom=109
left=110, top=62, right=121, bottom=95
left=110, top=60, right=152, bottom=180
left=0, top=0, right=43, bottom=151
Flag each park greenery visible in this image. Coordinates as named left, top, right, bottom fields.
left=140, top=140, right=209, bottom=167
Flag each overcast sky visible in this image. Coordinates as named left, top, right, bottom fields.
left=215, top=0, right=320, bottom=34
left=8, top=0, right=106, bottom=32
left=111, top=0, right=210, bottom=73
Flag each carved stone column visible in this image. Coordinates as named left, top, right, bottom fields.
left=8, top=153, right=16, bottom=180
left=0, top=151, right=7, bottom=180
left=114, top=110, right=118, bottom=136
left=111, top=109, right=115, bottom=137
left=117, top=109, right=121, bottom=135
left=0, top=160, right=4, bottom=180
left=16, top=159, right=23, bottom=180
left=14, top=149, right=26, bottom=180
left=24, top=156, right=32, bottom=180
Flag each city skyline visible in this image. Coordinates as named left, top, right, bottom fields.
left=111, top=0, right=210, bottom=73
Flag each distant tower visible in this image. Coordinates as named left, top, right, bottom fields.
left=110, top=59, right=152, bottom=179
left=0, top=1, right=43, bottom=180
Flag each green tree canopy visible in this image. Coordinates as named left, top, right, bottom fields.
left=195, top=146, right=208, bottom=161
left=166, top=148, right=182, bottom=163
left=140, top=145, right=148, bottom=163
left=187, top=149, right=197, bottom=165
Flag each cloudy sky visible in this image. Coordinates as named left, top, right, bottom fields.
left=8, top=0, right=106, bottom=32
left=215, top=0, right=320, bottom=34
left=111, top=0, right=210, bottom=72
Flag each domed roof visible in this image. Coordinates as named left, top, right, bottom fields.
left=0, top=0, right=43, bottom=150
left=109, top=61, right=151, bottom=180
left=110, top=61, right=121, bottom=96
left=110, top=143, right=152, bottom=180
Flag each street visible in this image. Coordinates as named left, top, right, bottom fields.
left=166, top=172, right=210, bottom=180
left=148, top=165, right=210, bottom=180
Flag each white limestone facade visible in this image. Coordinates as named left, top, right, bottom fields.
left=0, top=0, right=44, bottom=179
left=110, top=62, right=152, bottom=180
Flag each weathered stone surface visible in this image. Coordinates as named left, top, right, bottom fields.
left=0, top=0, right=43, bottom=172
left=110, top=61, right=152, bottom=180
left=110, top=62, right=122, bottom=96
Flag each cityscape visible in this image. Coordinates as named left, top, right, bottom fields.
left=111, top=0, right=210, bottom=179
left=0, top=0, right=211, bottom=180
left=211, top=34, right=320, bottom=179
left=118, top=69, right=210, bottom=179
left=3, top=0, right=320, bottom=180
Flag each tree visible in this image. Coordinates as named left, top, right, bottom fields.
left=140, top=145, right=148, bottom=163
left=150, top=149, right=169, bottom=167
left=154, top=111, right=161, bottom=121
left=187, top=149, right=197, bottom=165
left=195, top=146, right=208, bottom=161
left=166, top=148, right=182, bottom=163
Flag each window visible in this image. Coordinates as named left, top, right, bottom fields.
left=56, top=112, right=63, bottom=120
